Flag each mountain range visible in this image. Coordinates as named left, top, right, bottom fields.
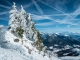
left=40, top=32, right=80, bottom=57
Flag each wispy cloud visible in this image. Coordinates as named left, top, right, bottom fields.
left=0, top=12, right=9, bottom=21
left=31, top=0, right=43, bottom=14
left=44, top=14, right=67, bottom=16
left=58, top=6, right=80, bottom=28
left=54, top=19, right=77, bottom=25
left=0, top=12, right=8, bottom=16
left=31, top=14, right=51, bottom=20
left=72, top=6, right=80, bottom=18
left=0, top=17, right=8, bottom=21
left=24, top=2, right=34, bottom=8
left=67, top=25, right=71, bottom=28
left=30, top=0, right=80, bottom=29
left=0, top=4, right=11, bottom=9
left=38, top=0, right=74, bottom=18
left=6, top=0, right=12, bottom=6
left=35, top=22, right=53, bottom=26
left=30, top=0, right=80, bottom=33
left=31, top=14, right=55, bottom=26
left=31, top=13, right=80, bottom=27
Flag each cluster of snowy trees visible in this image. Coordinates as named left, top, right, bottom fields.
left=9, top=2, right=43, bottom=51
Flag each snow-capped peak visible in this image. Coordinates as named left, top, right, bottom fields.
left=64, top=34, right=69, bottom=37
left=55, top=33, right=59, bottom=35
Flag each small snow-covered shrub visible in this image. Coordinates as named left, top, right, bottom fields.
left=3, top=41, right=8, bottom=43
left=24, top=46, right=32, bottom=54
left=14, top=39, right=19, bottom=42
left=11, top=30, right=15, bottom=34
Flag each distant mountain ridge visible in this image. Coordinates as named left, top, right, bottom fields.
left=40, top=32, right=80, bottom=49
left=40, top=32, right=80, bottom=57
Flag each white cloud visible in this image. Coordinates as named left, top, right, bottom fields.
left=58, top=6, right=80, bottom=27
left=38, top=0, right=74, bottom=18
left=6, top=0, right=12, bottom=6
left=31, top=0, right=43, bottom=14
left=30, top=2, right=80, bottom=28
left=31, top=14, right=51, bottom=20
left=0, top=4, right=11, bottom=9
left=35, top=22, right=53, bottom=26
left=37, top=0, right=80, bottom=27
left=23, top=0, right=39, bottom=9
left=0, top=12, right=8, bottom=16
left=72, top=6, right=80, bottom=18
left=30, top=0, right=80, bottom=33
left=31, top=13, right=79, bottom=27
left=24, top=2, right=34, bottom=8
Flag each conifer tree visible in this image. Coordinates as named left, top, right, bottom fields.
left=20, top=5, right=28, bottom=31
left=9, top=3, right=43, bottom=50
left=9, top=2, right=20, bottom=30
left=27, top=14, right=36, bottom=41
left=20, top=6, right=43, bottom=51
left=9, top=3, right=24, bottom=41
left=27, top=14, right=43, bottom=51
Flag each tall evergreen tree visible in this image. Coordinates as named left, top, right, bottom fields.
left=27, top=14, right=43, bottom=51
left=9, top=3, right=43, bottom=51
left=26, top=14, right=36, bottom=41
left=20, top=5, right=28, bottom=31
left=9, top=2, right=24, bottom=41
left=20, top=6, right=43, bottom=51
left=9, top=2, right=20, bottom=30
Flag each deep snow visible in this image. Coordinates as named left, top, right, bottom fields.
left=0, top=26, right=59, bottom=60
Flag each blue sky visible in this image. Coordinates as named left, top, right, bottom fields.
left=0, top=0, right=80, bottom=33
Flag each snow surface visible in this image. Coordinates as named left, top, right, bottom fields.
left=0, top=26, right=59, bottom=60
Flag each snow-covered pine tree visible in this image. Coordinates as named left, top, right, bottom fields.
left=27, top=14, right=43, bottom=51
left=20, top=5, right=28, bottom=31
left=20, top=5, right=36, bottom=41
left=8, top=3, right=43, bottom=51
left=26, top=14, right=36, bottom=41
left=9, top=2, right=20, bottom=30
left=20, top=6, right=43, bottom=51
left=9, top=2, right=24, bottom=39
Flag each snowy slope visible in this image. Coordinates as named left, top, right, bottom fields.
left=0, top=26, right=59, bottom=60
left=0, top=46, right=28, bottom=60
